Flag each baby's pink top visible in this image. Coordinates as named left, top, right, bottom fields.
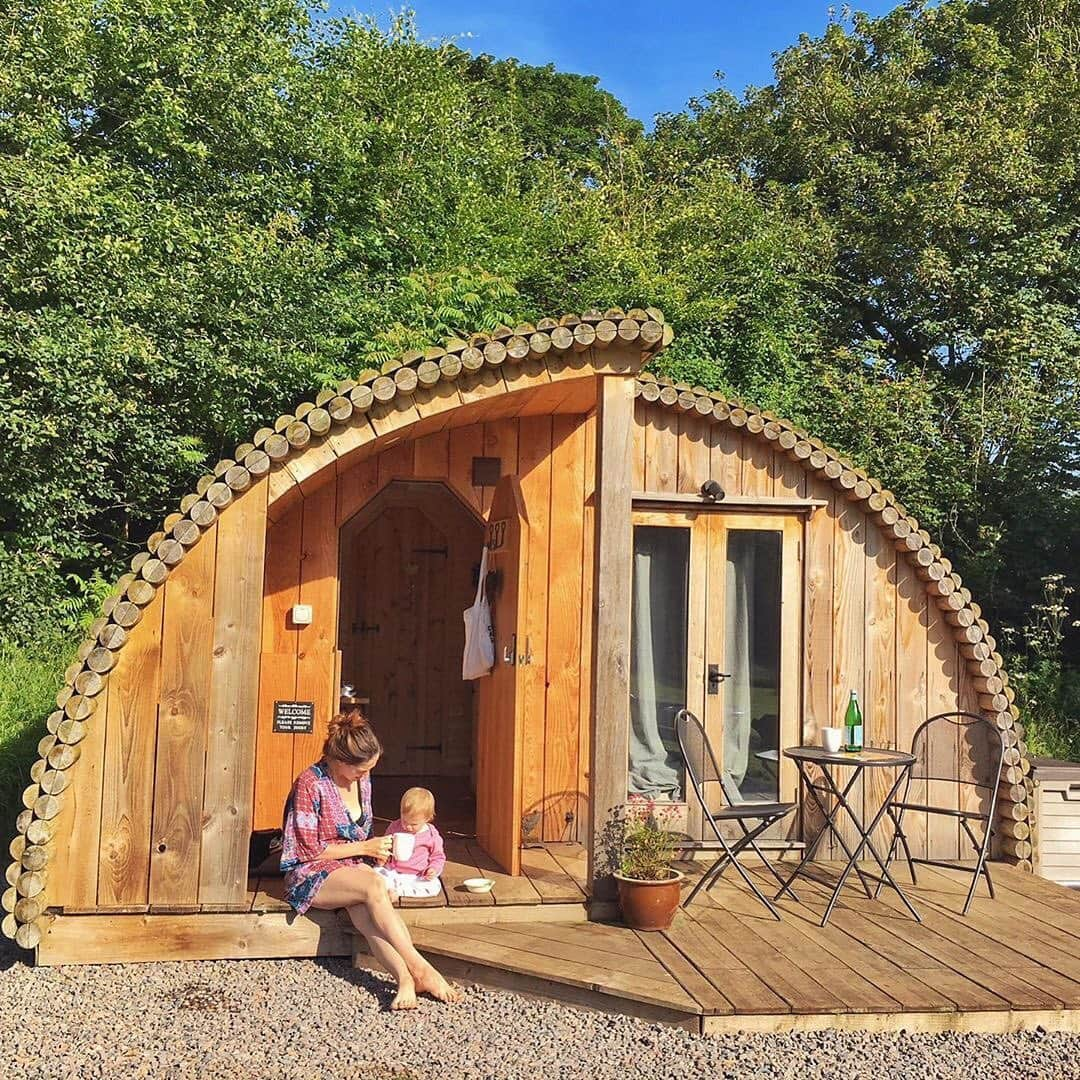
left=382, top=819, right=446, bottom=877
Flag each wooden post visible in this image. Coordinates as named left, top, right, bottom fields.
left=199, top=476, right=269, bottom=907
left=588, top=375, right=635, bottom=915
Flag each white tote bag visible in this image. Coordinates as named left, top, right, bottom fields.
left=462, top=544, right=496, bottom=680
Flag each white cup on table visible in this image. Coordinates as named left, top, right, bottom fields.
left=392, top=832, right=415, bottom=862
left=821, top=727, right=843, bottom=754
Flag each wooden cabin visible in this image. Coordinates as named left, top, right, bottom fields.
left=4, top=308, right=1032, bottom=962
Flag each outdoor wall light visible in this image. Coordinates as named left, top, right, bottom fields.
left=700, top=479, right=726, bottom=502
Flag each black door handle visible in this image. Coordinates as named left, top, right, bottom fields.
left=707, top=664, right=731, bottom=695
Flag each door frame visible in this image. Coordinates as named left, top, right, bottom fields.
left=475, top=475, right=530, bottom=875
left=629, top=506, right=804, bottom=842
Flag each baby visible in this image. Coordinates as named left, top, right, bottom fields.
left=375, top=787, right=446, bottom=899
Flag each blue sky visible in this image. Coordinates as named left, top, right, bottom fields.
left=326, top=2, right=898, bottom=123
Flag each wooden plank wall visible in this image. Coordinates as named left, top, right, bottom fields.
left=149, top=533, right=217, bottom=908
left=632, top=402, right=978, bottom=861
left=50, top=483, right=269, bottom=912
left=199, top=477, right=269, bottom=907
left=251, top=412, right=598, bottom=843
left=46, top=391, right=985, bottom=916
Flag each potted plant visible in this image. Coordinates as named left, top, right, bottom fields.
left=610, top=802, right=684, bottom=931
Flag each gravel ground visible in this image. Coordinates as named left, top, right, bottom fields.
left=2, top=942, right=1079, bottom=1079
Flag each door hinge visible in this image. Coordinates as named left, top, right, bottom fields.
left=352, top=621, right=380, bottom=635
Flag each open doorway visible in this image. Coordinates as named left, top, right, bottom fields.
left=338, top=480, right=485, bottom=835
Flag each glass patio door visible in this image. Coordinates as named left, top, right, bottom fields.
left=629, top=510, right=802, bottom=841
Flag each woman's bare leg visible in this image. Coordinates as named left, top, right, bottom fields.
left=347, top=902, right=417, bottom=1010
left=311, top=867, right=459, bottom=1004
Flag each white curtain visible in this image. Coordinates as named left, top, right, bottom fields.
left=723, top=541, right=754, bottom=799
left=628, top=539, right=683, bottom=799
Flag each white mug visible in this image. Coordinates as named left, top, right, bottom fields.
left=822, top=727, right=843, bottom=754
left=392, top=832, right=416, bottom=862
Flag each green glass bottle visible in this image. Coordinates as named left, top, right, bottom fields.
left=844, top=690, right=863, bottom=752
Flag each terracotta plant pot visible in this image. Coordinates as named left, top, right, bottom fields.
left=614, top=869, right=685, bottom=931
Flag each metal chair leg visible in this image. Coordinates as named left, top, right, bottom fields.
left=982, top=857, right=995, bottom=900
left=897, top=822, right=918, bottom=885
left=873, top=807, right=903, bottom=900
left=704, top=826, right=764, bottom=891
left=739, top=816, right=799, bottom=903
left=726, top=843, right=783, bottom=920
left=683, top=853, right=729, bottom=908
left=961, top=817, right=995, bottom=916
left=687, top=827, right=783, bottom=919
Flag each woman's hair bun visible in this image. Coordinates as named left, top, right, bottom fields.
left=329, top=707, right=365, bottom=736
left=324, top=700, right=381, bottom=765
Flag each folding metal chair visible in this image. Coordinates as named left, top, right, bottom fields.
left=876, top=711, right=1005, bottom=915
left=675, top=709, right=798, bottom=920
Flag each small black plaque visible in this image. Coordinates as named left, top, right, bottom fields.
left=472, top=456, right=502, bottom=487
left=273, top=700, right=315, bottom=734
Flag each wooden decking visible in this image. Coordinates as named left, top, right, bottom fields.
left=250, top=839, right=588, bottom=920
left=358, top=861, right=1080, bottom=1034
left=36, top=841, right=588, bottom=965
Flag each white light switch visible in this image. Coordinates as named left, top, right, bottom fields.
left=291, top=604, right=313, bottom=625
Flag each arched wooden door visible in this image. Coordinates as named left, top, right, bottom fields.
left=338, top=482, right=483, bottom=779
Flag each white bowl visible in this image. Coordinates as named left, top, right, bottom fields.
left=462, top=877, right=494, bottom=893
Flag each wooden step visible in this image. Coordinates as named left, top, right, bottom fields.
left=353, top=918, right=702, bottom=1030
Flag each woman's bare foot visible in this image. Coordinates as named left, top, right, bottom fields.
left=390, top=978, right=417, bottom=1010
left=414, top=964, right=460, bottom=1003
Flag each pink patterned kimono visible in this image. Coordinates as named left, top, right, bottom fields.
left=280, top=761, right=373, bottom=914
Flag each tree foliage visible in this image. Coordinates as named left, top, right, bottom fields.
left=0, top=0, right=1076, bottom=738
left=661, top=0, right=1080, bottom=634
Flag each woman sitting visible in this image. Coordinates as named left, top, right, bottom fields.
left=280, top=701, right=458, bottom=1010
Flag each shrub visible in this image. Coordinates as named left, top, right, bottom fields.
left=0, top=633, right=75, bottom=830
left=1002, top=576, right=1080, bottom=763
left=616, top=802, right=681, bottom=881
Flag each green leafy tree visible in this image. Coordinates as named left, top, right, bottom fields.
left=451, top=52, right=643, bottom=177
left=647, top=0, right=1080, bottom=645
left=2, top=0, right=1077, bottom=770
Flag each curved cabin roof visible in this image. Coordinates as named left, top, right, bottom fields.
left=3, top=307, right=1030, bottom=950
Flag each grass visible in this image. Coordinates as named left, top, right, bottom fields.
left=0, top=635, right=75, bottom=836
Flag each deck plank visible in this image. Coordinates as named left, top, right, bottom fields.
left=665, top=912, right=789, bottom=1015
left=689, top=902, right=849, bottom=1014
left=514, top=919, right=657, bottom=960
left=464, top=842, right=544, bottom=905
left=519, top=846, right=587, bottom=903
left=447, top=922, right=665, bottom=982
left=699, top=884, right=904, bottom=1013
left=441, top=838, right=495, bottom=908
left=704, top=872, right=956, bottom=1013
left=545, top=842, right=590, bottom=893
left=794, top=876, right=1017, bottom=1011
left=910, top=868, right=1080, bottom=1000
left=411, top=925, right=700, bottom=1013
left=848, top=868, right=1073, bottom=1010
left=989, top=864, right=1080, bottom=914
left=637, top=928, right=735, bottom=1015
left=947, top=868, right=1080, bottom=945
left=762, top=864, right=1012, bottom=1012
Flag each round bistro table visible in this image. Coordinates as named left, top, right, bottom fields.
left=774, top=746, right=921, bottom=927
